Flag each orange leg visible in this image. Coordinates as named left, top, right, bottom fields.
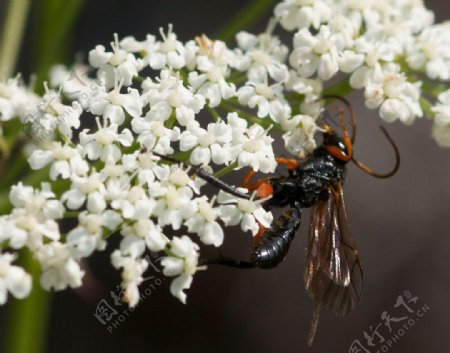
left=276, top=157, right=298, bottom=170
left=254, top=224, right=266, bottom=246
left=242, top=169, right=256, bottom=188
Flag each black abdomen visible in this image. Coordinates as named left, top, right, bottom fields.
left=251, top=205, right=302, bottom=268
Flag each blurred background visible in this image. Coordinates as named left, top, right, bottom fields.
left=1, top=1, right=449, bottom=352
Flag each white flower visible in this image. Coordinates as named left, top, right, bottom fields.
left=7, top=183, right=64, bottom=249
left=234, top=28, right=289, bottom=83
left=274, top=0, right=331, bottom=31
left=141, top=70, right=205, bottom=126
left=88, top=79, right=143, bottom=125
left=338, top=50, right=365, bottom=73
left=364, top=63, right=422, bottom=125
left=131, top=117, right=180, bottom=155
left=120, top=34, right=156, bottom=54
left=26, top=86, right=82, bottom=140
left=188, top=70, right=235, bottom=108
left=147, top=24, right=186, bottom=70
left=62, top=172, right=106, bottom=212
left=79, top=118, right=133, bottom=163
left=121, top=218, right=168, bottom=252
left=0, top=253, right=32, bottom=304
left=28, top=142, right=89, bottom=180
left=67, top=210, right=121, bottom=257
left=349, top=38, right=398, bottom=89
left=237, top=80, right=290, bottom=122
left=226, top=113, right=277, bottom=173
left=217, top=189, right=273, bottom=236
left=179, top=120, right=232, bottom=166
left=111, top=249, right=149, bottom=307
left=110, top=185, right=156, bottom=220
left=289, top=26, right=339, bottom=80
left=161, top=235, right=200, bottom=303
left=0, top=75, right=39, bottom=122
left=36, top=242, right=85, bottom=291
left=185, top=196, right=223, bottom=246
left=48, top=64, right=100, bottom=109
left=286, top=70, right=323, bottom=104
left=89, top=33, right=144, bottom=89
left=407, top=23, right=450, bottom=81
left=282, top=114, right=318, bottom=157
left=188, top=36, right=236, bottom=107
left=153, top=184, right=197, bottom=230
left=153, top=162, right=205, bottom=195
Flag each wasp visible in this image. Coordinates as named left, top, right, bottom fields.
left=154, top=96, right=400, bottom=345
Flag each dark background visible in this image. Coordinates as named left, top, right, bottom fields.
left=2, top=1, right=450, bottom=352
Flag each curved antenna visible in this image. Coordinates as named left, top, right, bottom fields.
left=352, top=126, right=400, bottom=179
left=321, top=95, right=357, bottom=143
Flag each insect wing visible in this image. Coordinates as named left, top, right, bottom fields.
left=305, top=185, right=363, bottom=316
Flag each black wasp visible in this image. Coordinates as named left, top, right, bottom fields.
left=154, top=96, right=400, bottom=345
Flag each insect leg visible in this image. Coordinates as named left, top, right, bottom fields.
left=199, top=256, right=254, bottom=269
left=275, top=157, right=298, bottom=170
left=242, top=169, right=256, bottom=187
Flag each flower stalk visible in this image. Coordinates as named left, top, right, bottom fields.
left=0, top=0, right=31, bottom=78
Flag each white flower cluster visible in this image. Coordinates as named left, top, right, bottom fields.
left=0, top=0, right=450, bottom=306
left=0, top=28, right=279, bottom=304
left=275, top=0, right=450, bottom=144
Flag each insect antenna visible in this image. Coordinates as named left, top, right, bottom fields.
left=352, top=126, right=400, bottom=178
left=321, top=94, right=357, bottom=143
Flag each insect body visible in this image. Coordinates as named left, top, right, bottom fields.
left=154, top=98, right=399, bottom=345
left=249, top=130, right=350, bottom=270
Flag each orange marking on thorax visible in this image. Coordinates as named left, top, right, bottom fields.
left=247, top=180, right=273, bottom=198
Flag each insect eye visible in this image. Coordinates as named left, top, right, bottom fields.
left=326, top=139, right=352, bottom=161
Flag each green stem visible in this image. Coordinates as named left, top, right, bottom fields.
left=64, top=210, right=80, bottom=218
left=229, top=75, right=249, bottom=86
left=0, top=0, right=31, bottom=77
left=33, top=0, right=86, bottom=93
left=421, top=79, right=450, bottom=97
left=0, top=153, right=28, bottom=189
left=215, top=0, right=278, bottom=43
left=2, top=3, right=86, bottom=353
left=214, top=161, right=239, bottom=178
left=322, top=77, right=353, bottom=97
left=206, top=106, right=220, bottom=122
left=420, top=96, right=434, bottom=119
left=170, top=150, right=192, bottom=163
left=4, top=251, right=51, bottom=353
left=0, top=190, right=10, bottom=215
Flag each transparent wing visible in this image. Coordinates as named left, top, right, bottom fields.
left=304, top=184, right=363, bottom=316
